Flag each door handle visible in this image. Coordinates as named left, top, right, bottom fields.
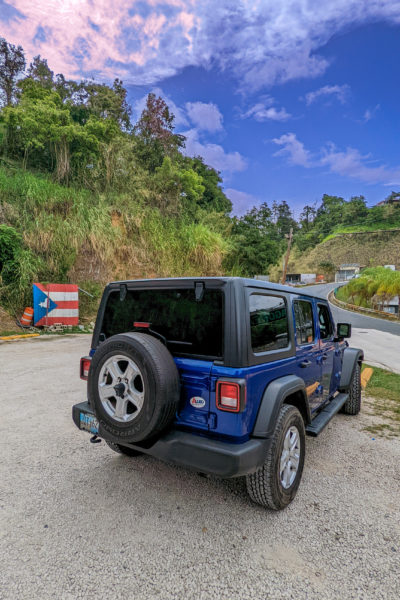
left=300, top=360, right=312, bottom=368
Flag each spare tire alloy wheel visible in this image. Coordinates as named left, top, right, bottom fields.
left=89, top=333, right=180, bottom=444
left=99, top=355, right=144, bottom=423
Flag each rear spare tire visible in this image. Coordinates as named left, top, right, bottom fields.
left=88, top=332, right=180, bottom=443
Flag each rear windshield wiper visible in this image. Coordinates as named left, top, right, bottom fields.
left=132, top=322, right=192, bottom=347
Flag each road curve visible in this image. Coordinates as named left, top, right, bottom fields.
left=303, top=282, right=400, bottom=336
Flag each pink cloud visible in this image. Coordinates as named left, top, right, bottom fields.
left=1, top=0, right=196, bottom=80
left=2, top=1, right=400, bottom=88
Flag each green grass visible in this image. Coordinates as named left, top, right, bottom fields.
left=362, top=364, right=400, bottom=437
left=322, top=220, right=400, bottom=243
left=0, top=165, right=230, bottom=314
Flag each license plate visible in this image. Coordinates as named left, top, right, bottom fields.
left=79, top=412, right=99, bottom=434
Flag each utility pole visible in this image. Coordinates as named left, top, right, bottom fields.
left=281, top=227, right=293, bottom=285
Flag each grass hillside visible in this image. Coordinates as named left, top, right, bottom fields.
left=0, top=166, right=230, bottom=317
left=270, top=229, right=400, bottom=280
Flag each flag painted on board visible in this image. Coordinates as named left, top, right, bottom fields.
left=33, top=283, right=79, bottom=326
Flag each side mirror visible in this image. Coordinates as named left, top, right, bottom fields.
left=336, top=322, right=351, bottom=339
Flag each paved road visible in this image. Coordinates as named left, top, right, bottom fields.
left=302, top=283, right=400, bottom=371
left=1, top=335, right=400, bottom=600
left=303, top=282, right=400, bottom=335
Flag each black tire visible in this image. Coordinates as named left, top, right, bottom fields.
left=342, top=363, right=362, bottom=415
left=88, top=332, right=180, bottom=443
left=246, top=405, right=305, bottom=510
left=105, top=440, right=142, bottom=457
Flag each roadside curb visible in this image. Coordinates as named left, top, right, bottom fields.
left=0, top=333, right=40, bottom=342
left=0, top=332, right=92, bottom=344
left=328, top=290, right=400, bottom=322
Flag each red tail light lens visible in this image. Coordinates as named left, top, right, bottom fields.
left=80, top=357, right=91, bottom=380
left=216, top=381, right=243, bottom=412
left=133, top=322, right=150, bottom=328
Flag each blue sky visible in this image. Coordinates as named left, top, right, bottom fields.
left=2, top=1, right=400, bottom=215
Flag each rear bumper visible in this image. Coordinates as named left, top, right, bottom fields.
left=72, top=402, right=269, bottom=478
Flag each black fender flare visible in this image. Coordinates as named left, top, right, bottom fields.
left=252, top=375, right=310, bottom=439
left=339, top=347, right=364, bottom=391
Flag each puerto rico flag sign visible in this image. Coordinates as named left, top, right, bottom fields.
left=33, top=283, right=79, bottom=326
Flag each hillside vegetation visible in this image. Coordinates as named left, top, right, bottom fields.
left=0, top=165, right=232, bottom=313
left=336, top=266, right=400, bottom=309
left=273, top=229, right=400, bottom=280
left=1, top=37, right=400, bottom=320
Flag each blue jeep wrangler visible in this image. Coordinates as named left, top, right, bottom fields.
left=72, top=277, right=363, bottom=510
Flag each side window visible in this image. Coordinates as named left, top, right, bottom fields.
left=293, top=300, right=314, bottom=345
left=317, top=304, right=333, bottom=339
left=249, top=294, right=289, bottom=353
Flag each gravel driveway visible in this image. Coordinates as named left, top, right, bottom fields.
left=1, top=336, right=399, bottom=600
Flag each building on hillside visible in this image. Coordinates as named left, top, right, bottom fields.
left=286, top=273, right=316, bottom=284
left=380, top=296, right=399, bottom=315
left=335, top=264, right=363, bottom=282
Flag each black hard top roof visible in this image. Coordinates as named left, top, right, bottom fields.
left=108, top=276, right=326, bottom=302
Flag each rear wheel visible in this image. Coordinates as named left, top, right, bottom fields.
left=105, top=440, right=142, bottom=457
left=246, top=405, right=305, bottom=510
left=342, top=363, right=362, bottom=415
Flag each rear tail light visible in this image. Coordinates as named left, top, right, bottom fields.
left=216, top=380, right=246, bottom=413
left=80, top=357, right=91, bottom=380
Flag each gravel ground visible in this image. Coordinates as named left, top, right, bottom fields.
left=1, top=335, right=399, bottom=600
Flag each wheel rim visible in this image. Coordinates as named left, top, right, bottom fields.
left=98, top=355, right=145, bottom=423
left=280, top=425, right=301, bottom=489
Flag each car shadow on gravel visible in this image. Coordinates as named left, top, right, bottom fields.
left=71, top=426, right=344, bottom=517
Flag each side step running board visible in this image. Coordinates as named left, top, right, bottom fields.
left=306, top=393, right=349, bottom=437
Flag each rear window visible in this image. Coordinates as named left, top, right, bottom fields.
left=249, top=294, right=289, bottom=353
left=100, top=287, right=224, bottom=358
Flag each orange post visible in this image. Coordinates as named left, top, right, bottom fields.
left=20, top=307, right=34, bottom=327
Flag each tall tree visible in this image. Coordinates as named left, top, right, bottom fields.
left=299, top=205, right=316, bottom=231
left=228, top=203, right=282, bottom=276
left=271, top=200, right=298, bottom=237
left=134, top=93, right=185, bottom=171
left=189, top=156, right=232, bottom=214
left=0, top=38, right=26, bottom=106
left=83, top=79, right=132, bottom=129
left=26, top=55, right=54, bottom=89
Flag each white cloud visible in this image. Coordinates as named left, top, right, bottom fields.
left=225, top=188, right=260, bottom=215
left=242, top=99, right=291, bottom=122
left=272, top=133, right=400, bottom=184
left=2, top=2, right=400, bottom=89
left=362, top=104, right=380, bottom=122
left=304, top=84, right=350, bottom=105
left=272, top=133, right=311, bottom=167
left=183, top=128, right=247, bottom=174
left=320, top=143, right=400, bottom=184
left=185, top=101, right=223, bottom=132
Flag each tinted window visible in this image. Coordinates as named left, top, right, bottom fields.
left=249, top=294, right=289, bottom=353
left=294, top=300, right=314, bottom=345
left=317, top=304, right=333, bottom=339
left=101, top=288, right=224, bottom=358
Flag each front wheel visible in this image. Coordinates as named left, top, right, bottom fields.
left=342, top=363, right=362, bottom=415
left=246, top=405, right=305, bottom=510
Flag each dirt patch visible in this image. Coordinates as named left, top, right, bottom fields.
left=0, top=305, right=19, bottom=332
